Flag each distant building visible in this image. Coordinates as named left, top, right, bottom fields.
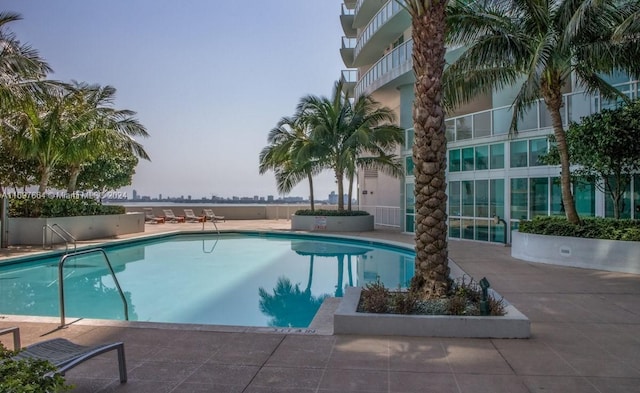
left=267, top=195, right=274, bottom=202
left=132, top=189, right=138, bottom=200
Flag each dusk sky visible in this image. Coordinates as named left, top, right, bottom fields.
left=4, top=0, right=344, bottom=200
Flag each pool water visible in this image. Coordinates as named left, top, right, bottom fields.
left=0, top=233, right=414, bottom=328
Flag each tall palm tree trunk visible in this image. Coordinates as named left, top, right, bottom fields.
left=38, top=166, right=51, bottom=194
left=307, top=173, right=315, bottom=212
left=543, top=87, right=580, bottom=225
left=410, top=2, right=450, bottom=299
left=67, top=164, right=81, bottom=193
left=336, top=169, right=345, bottom=211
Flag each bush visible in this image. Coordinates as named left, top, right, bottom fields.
left=9, top=197, right=125, bottom=218
left=294, top=209, right=370, bottom=216
left=0, top=343, right=71, bottom=392
left=519, top=216, right=640, bottom=241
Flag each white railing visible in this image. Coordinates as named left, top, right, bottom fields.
left=355, top=38, right=413, bottom=97
left=354, top=0, right=406, bottom=60
left=360, top=205, right=401, bottom=228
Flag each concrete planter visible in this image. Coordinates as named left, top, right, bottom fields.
left=334, top=261, right=531, bottom=338
left=291, top=214, right=374, bottom=232
left=512, top=230, right=640, bottom=274
left=8, top=213, right=144, bottom=246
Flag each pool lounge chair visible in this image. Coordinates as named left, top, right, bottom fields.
left=203, top=208, right=225, bottom=222
left=184, top=209, right=205, bottom=222
left=143, top=208, right=165, bottom=224
left=162, top=209, right=185, bottom=223
left=0, top=326, right=127, bottom=383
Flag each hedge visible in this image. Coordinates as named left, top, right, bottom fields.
left=8, top=197, right=125, bottom=218
left=294, top=209, right=370, bottom=217
left=518, top=216, right=640, bottom=242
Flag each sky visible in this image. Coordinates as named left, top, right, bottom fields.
left=3, top=0, right=344, bottom=200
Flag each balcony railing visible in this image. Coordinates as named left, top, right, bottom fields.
left=443, top=81, right=638, bottom=143
left=342, top=36, right=356, bottom=49
left=355, top=39, right=413, bottom=97
left=341, top=69, right=358, bottom=83
left=342, top=3, right=355, bottom=15
left=354, top=0, right=406, bottom=61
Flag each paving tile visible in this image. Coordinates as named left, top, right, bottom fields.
left=61, top=377, right=112, bottom=393
left=522, top=376, right=600, bottom=393
left=388, top=337, right=451, bottom=373
left=244, top=387, right=316, bottom=393
left=169, top=382, right=244, bottom=393
left=248, top=366, right=324, bottom=390
left=126, top=360, right=201, bottom=382
left=455, top=374, right=529, bottom=393
left=265, top=335, right=335, bottom=368
left=328, top=336, right=389, bottom=370
left=440, top=340, right=514, bottom=375
left=207, top=333, right=285, bottom=366
left=319, top=368, right=389, bottom=392
left=492, top=339, right=578, bottom=376
left=389, top=371, right=459, bottom=392
left=587, top=377, right=640, bottom=393
left=99, top=379, right=179, bottom=393
left=182, top=363, right=260, bottom=386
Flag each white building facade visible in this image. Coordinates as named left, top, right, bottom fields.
left=340, top=0, right=640, bottom=243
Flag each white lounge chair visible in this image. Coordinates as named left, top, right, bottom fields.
left=203, top=209, right=225, bottom=222
left=143, top=208, right=165, bottom=224
left=0, top=326, right=127, bottom=383
left=184, top=209, right=204, bottom=222
left=162, top=209, right=185, bottom=223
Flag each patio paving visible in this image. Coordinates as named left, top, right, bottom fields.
left=1, top=220, right=639, bottom=392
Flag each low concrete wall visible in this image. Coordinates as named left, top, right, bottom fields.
left=9, top=213, right=144, bottom=246
left=124, top=204, right=325, bottom=220
left=512, top=231, right=640, bottom=274
left=334, top=261, right=530, bottom=338
left=290, top=214, right=374, bottom=232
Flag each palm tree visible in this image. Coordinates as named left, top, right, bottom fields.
left=259, top=115, right=323, bottom=211
left=444, top=0, right=639, bottom=225
left=298, top=81, right=404, bottom=211
left=57, top=82, right=149, bottom=192
left=0, top=12, right=52, bottom=109
left=401, top=0, right=451, bottom=298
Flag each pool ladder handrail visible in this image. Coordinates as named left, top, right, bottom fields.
left=43, top=224, right=77, bottom=253
left=202, top=216, right=220, bottom=234
left=58, top=248, right=129, bottom=328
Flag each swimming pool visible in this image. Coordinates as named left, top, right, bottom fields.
left=0, top=232, right=414, bottom=328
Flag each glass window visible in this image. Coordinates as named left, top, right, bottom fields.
left=473, top=112, right=491, bottom=138
left=490, top=179, right=505, bottom=219
left=510, top=140, right=528, bottom=168
left=530, top=178, right=549, bottom=217
left=492, top=107, right=512, bottom=135
left=475, top=145, right=488, bottom=170
left=475, top=180, right=489, bottom=217
left=405, top=214, right=415, bottom=233
left=567, top=92, right=594, bottom=123
left=462, top=218, right=474, bottom=240
left=604, top=176, right=631, bottom=218
left=574, top=178, right=595, bottom=217
left=449, top=181, right=461, bottom=216
left=540, top=102, right=567, bottom=128
left=449, top=149, right=460, bottom=172
left=405, top=183, right=415, bottom=214
left=490, top=143, right=504, bottom=169
left=445, top=120, right=455, bottom=142
left=475, top=219, right=489, bottom=241
left=462, top=147, right=474, bottom=171
left=449, top=218, right=461, bottom=239
left=405, top=156, right=414, bottom=176
left=550, top=177, right=563, bottom=215
left=405, top=129, right=414, bottom=150
left=462, top=181, right=474, bottom=216
left=518, top=106, right=538, bottom=131
left=456, top=116, right=472, bottom=140
left=490, top=220, right=505, bottom=243
left=529, top=138, right=548, bottom=166
left=511, top=178, right=528, bottom=221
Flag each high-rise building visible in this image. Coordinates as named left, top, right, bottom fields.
left=339, top=1, right=639, bottom=243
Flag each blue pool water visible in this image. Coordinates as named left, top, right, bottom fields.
left=0, top=233, right=414, bottom=328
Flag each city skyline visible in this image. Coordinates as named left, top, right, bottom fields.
left=4, top=0, right=343, bottom=199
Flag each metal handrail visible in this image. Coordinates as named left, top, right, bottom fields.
left=43, top=224, right=76, bottom=253
left=58, top=248, right=129, bottom=327
left=202, top=216, right=220, bottom=234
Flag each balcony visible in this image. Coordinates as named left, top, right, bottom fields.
left=353, top=0, right=410, bottom=67
left=341, top=70, right=358, bottom=97
left=354, top=0, right=387, bottom=29
left=444, top=81, right=639, bottom=143
left=341, top=4, right=356, bottom=37
left=355, top=39, right=414, bottom=97
left=340, top=37, right=356, bottom=68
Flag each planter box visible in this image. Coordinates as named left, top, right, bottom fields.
left=291, top=214, right=374, bottom=232
left=334, top=261, right=530, bottom=338
left=8, top=213, right=145, bottom=246
left=512, top=230, right=640, bottom=274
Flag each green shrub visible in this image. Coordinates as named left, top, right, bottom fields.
left=0, top=343, right=72, bottom=392
left=9, top=197, right=125, bottom=218
left=519, top=216, right=640, bottom=241
left=294, top=209, right=370, bottom=216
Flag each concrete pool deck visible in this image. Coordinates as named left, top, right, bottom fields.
left=1, top=220, right=639, bottom=392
